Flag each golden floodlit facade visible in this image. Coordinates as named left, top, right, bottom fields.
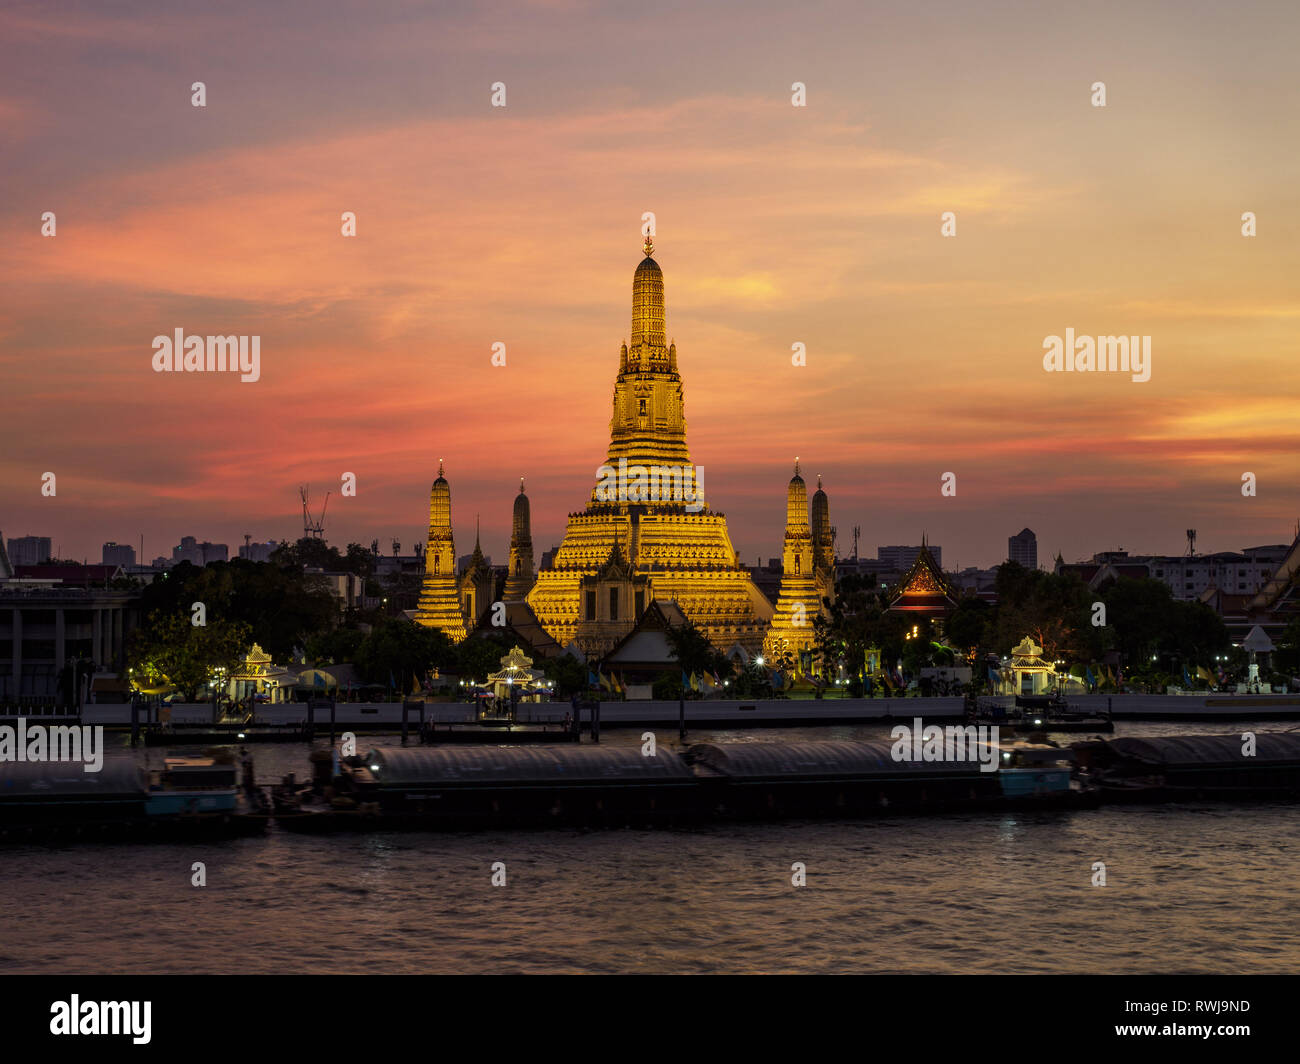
left=763, top=463, right=835, bottom=664
left=525, top=239, right=775, bottom=658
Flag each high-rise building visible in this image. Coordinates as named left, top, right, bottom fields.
left=239, top=540, right=280, bottom=562
left=6, top=535, right=52, bottom=567
left=1009, top=528, right=1037, bottom=569
left=102, top=541, right=137, bottom=567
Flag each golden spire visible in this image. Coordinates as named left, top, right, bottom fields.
left=438, top=458, right=444, bottom=477
left=794, top=457, right=800, bottom=476
left=519, top=476, right=525, bottom=494
left=643, top=232, right=654, bottom=257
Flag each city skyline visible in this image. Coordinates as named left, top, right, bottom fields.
left=2, top=1, right=1298, bottom=570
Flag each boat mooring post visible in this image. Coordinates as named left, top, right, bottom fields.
left=678, top=692, right=686, bottom=742
left=130, top=698, right=139, bottom=747
left=401, top=701, right=409, bottom=745
left=592, top=699, right=600, bottom=743
left=329, top=698, right=336, bottom=746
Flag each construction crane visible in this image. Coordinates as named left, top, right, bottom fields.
left=300, top=485, right=330, bottom=539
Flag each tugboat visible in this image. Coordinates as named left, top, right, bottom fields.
left=966, top=693, right=1113, bottom=734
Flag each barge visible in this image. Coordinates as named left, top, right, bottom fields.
left=1071, top=731, right=1300, bottom=801
left=271, top=737, right=1096, bottom=831
left=0, top=754, right=269, bottom=842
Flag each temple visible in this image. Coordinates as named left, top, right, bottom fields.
left=524, top=238, right=775, bottom=658
left=413, top=240, right=845, bottom=661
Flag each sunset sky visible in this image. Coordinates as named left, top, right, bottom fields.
left=2, top=0, right=1298, bottom=569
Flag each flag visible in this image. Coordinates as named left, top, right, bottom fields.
left=388, top=670, right=396, bottom=690
left=598, top=670, right=612, bottom=692
left=689, top=672, right=700, bottom=693
left=411, top=673, right=420, bottom=695
left=588, top=670, right=600, bottom=688
left=612, top=673, right=624, bottom=695
left=1085, top=666, right=1096, bottom=688
left=1182, top=666, right=1192, bottom=688
left=1197, top=665, right=1215, bottom=685
left=314, top=671, right=326, bottom=690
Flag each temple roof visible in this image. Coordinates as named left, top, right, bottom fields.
left=888, top=539, right=958, bottom=612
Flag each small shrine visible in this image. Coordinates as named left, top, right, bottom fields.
left=485, top=645, right=550, bottom=704
left=227, top=643, right=296, bottom=703
left=1008, top=637, right=1056, bottom=695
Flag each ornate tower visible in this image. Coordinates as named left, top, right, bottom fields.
left=526, top=237, right=773, bottom=657
left=503, top=478, right=536, bottom=600
left=599, top=234, right=692, bottom=484
left=458, top=516, right=495, bottom=629
left=811, top=474, right=836, bottom=606
left=414, top=460, right=468, bottom=641
left=763, top=459, right=823, bottom=666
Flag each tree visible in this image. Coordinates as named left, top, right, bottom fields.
left=1275, top=617, right=1300, bottom=675
left=127, top=610, right=251, bottom=702
left=455, top=634, right=514, bottom=684
left=664, top=621, right=728, bottom=685
left=354, top=619, right=456, bottom=691
left=544, top=652, right=587, bottom=696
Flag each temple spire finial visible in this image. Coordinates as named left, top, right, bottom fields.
left=519, top=476, right=525, bottom=494
left=817, top=473, right=822, bottom=489
left=438, top=458, right=444, bottom=477
left=794, top=456, right=800, bottom=476
left=643, top=232, right=654, bottom=257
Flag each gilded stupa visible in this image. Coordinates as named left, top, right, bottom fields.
left=413, top=460, right=468, bottom=641
left=526, top=237, right=774, bottom=658
left=762, top=460, right=829, bottom=663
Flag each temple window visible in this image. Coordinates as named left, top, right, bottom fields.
left=433, top=556, right=440, bottom=574
left=638, top=399, right=647, bottom=416
left=586, top=590, right=597, bottom=620
left=794, top=555, right=801, bottom=575
left=609, top=587, right=619, bottom=621
left=515, top=559, right=521, bottom=575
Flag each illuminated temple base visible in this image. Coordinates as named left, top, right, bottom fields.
left=527, top=503, right=773, bottom=659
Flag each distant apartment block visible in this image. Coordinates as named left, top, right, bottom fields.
left=1057, top=545, right=1289, bottom=602
left=1008, top=528, right=1037, bottom=569
left=6, top=536, right=52, bottom=567
left=171, top=536, right=229, bottom=566
left=239, top=540, right=280, bottom=562
left=877, top=544, right=942, bottom=571
left=102, top=541, right=137, bottom=568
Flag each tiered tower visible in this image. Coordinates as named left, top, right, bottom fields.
left=810, top=474, right=836, bottom=605
left=526, top=238, right=773, bottom=658
left=763, top=460, right=824, bottom=664
left=413, top=460, right=468, bottom=641
left=503, top=479, right=536, bottom=600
